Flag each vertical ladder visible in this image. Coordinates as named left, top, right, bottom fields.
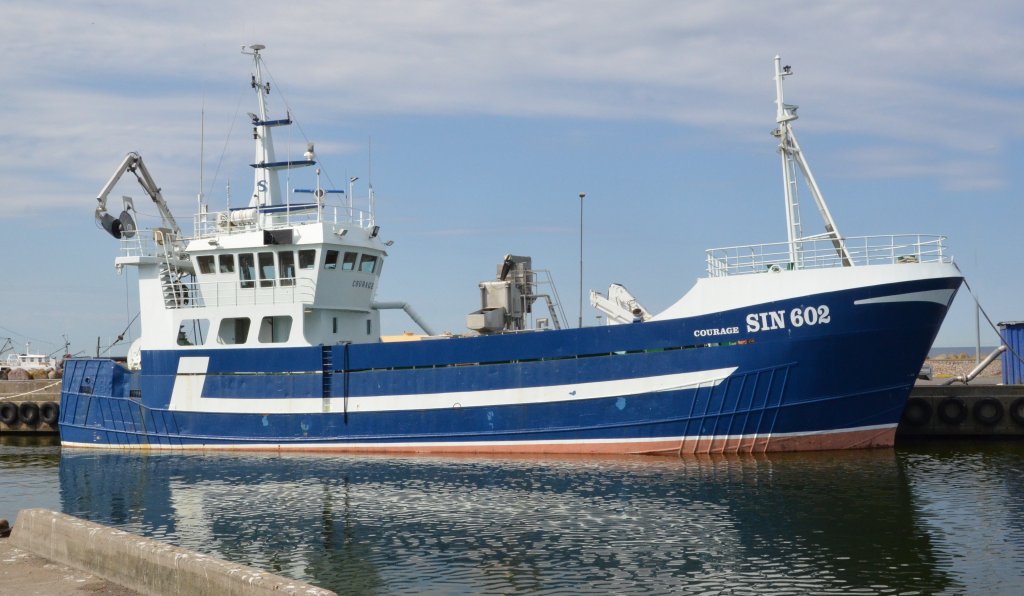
left=782, top=144, right=803, bottom=267
left=321, top=345, right=332, bottom=413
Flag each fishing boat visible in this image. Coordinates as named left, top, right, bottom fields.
left=2, top=341, right=59, bottom=378
left=58, top=47, right=962, bottom=454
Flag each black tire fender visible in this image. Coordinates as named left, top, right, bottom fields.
left=18, top=401, right=40, bottom=426
left=902, top=397, right=932, bottom=427
left=1008, top=397, right=1024, bottom=426
left=972, top=397, right=1004, bottom=426
left=937, top=397, right=968, bottom=425
left=0, top=402, right=17, bottom=425
left=40, top=401, right=60, bottom=426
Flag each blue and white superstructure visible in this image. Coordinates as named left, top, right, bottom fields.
left=59, top=49, right=962, bottom=454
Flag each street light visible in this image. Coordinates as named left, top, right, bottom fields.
left=578, top=192, right=585, bottom=329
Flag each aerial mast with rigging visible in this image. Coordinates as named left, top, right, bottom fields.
left=772, top=55, right=852, bottom=268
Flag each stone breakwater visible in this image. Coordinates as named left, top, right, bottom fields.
left=925, top=356, right=1002, bottom=378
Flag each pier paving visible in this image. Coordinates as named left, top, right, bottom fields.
left=0, top=539, right=138, bottom=595
left=5, top=510, right=335, bottom=596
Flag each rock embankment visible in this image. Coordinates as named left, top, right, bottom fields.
left=925, top=354, right=1003, bottom=379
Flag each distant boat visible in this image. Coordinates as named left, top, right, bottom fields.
left=59, top=48, right=961, bottom=454
left=2, top=342, right=59, bottom=376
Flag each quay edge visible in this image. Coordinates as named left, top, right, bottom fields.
left=0, top=379, right=61, bottom=435
left=899, top=384, right=1024, bottom=438
left=7, top=508, right=335, bottom=596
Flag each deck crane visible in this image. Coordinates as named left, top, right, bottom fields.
left=589, top=283, right=651, bottom=325
left=95, top=152, right=183, bottom=243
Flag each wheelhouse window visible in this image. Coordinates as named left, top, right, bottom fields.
left=196, top=256, right=215, bottom=275
left=217, top=317, right=251, bottom=345
left=359, top=254, right=378, bottom=274
left=279, top=251, right=295, bottom=287
left=219, top=254, right=235, bottom=274
left=299, top=249, right=316, bottom=269
left=324, top=250, right=339, bottom=270
left=258, top=252, right=276, bottom=287
left=238, top=253, right=255, bottom=289
left=342, top=252, right=358, bottom=271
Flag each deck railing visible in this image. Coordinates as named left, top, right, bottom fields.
left=192, top=204, right=375, bottom=239
left=168, top=277, right=317, bottom=309
left=117, top=229, right=185, bottom=260
left=115, top=204, right=374, bottom=260
left=705, top=234, right=951, bottom=278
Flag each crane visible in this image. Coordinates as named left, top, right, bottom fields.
left=589, top=283, right=651, bottom=325
left=95, top=152, right=182, bottom=240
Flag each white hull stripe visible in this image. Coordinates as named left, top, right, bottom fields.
left=853, top=288, right=956, bottom=307
left=169, top=356, right=209, bottom=411
left=61, top=423, right=897, bottom=451
left=168, top=360, right=737, bottom=414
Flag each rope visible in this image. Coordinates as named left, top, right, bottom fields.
left=956, top=263, right=1024, bottom=369
left=260, top=57, right=341, bottom=193
left=206, top=88, right=247, bottom=200
left=99, top=312, right=141, bottom=356
left=0, top=380, right=61, bottom=401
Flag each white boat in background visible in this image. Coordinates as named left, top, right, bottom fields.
left=1, top=342, right=60, bottom=378
left=1, top=346, right=58, bottom=372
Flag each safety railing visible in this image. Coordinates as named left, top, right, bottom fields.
left=164, top=277, right=318, bottom=309
left=192, top=204, right=375, bottom=239
left=705, top=234, right=951, bottom=277
left=117, top=229, right=185, bottom=260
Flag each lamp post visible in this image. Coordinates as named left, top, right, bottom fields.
left=578, top=192, right=585, bottom=329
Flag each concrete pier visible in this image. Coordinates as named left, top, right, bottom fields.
left=899, top=384, right=1024, bottom=438
left=0, top=380, right=61, bottom=435
left=0, top=537, right=138, bottom=595
left=5, top=509, right=335, bottom=596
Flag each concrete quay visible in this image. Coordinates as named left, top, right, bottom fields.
left=0, top=379, right=61, bottom=402
left=899, top=382, right=1024, bottom=438
left=0, top=380, right=61, bottom=435
left=3, top=509, right=335, bottom=596
left=0, top=538, right=138, bottom=595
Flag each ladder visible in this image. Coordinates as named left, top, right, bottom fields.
left=321, top=345, right=333, bottom=411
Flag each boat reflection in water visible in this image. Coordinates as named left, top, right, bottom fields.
left=59, top=450, right=951, bottom=593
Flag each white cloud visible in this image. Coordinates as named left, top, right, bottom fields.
left=0, top=1, right=1021, bottom=215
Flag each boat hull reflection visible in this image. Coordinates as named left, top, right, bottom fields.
left=59, top=451, right=951, bottom=593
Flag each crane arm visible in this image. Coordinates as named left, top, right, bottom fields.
left=589, top=284, right=652, bottom=325
left=95, top=152, right=182, bottom=238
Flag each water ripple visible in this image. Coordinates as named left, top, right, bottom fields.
left=3, top=440, right=1024, bottom=594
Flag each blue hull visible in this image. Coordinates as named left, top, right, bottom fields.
left=59, top=276, right=960, bottom=454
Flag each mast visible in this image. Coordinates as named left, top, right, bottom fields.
left=241, top=45, right=318, bottom=221
left=772, top=55, right=852, bottom=268
left=198, top=97, right=205, bottom=214
left=244, top=44, right=282, bottom=208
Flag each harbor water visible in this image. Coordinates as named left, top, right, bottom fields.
left=2, top=436, right=1023, bottom=594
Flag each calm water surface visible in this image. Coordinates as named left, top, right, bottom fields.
left=2, top=436, right=1023, bottom=594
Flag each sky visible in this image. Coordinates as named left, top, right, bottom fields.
left=1, top=0, right=1022, bottom=357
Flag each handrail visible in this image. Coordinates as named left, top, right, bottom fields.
left=191, top=205, right=375, bottom=239
left=531, top=269, right=567, bottom=330
left=117, top=229, right=187, bottom=260
left=117, top=205, right=379, bottom=260
left=166, top=277, right=317, bottom=309
left=705, top=234, right=950, bottom=277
